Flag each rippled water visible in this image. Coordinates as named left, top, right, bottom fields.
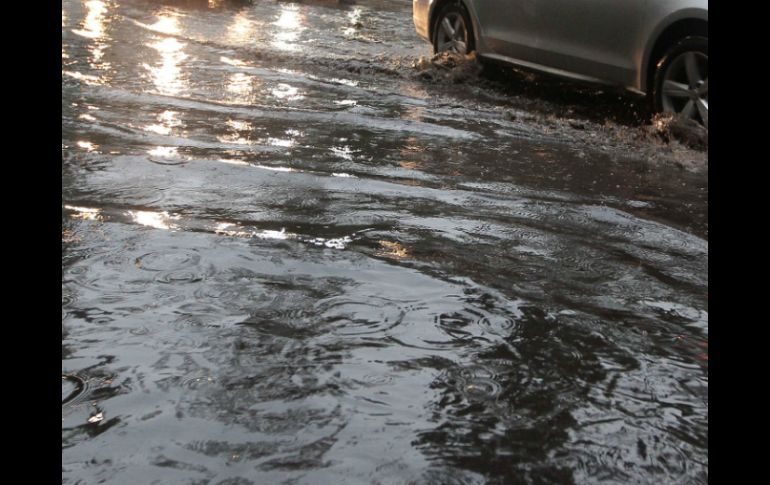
left=62, top=1, right=708, bottom=483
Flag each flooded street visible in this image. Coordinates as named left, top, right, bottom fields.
left=62, top=0, right=707, bottom=483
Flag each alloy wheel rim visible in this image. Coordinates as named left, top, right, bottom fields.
left=661, top=51, right=708, bottom=128
left=436, top=13, right=468, bottom=54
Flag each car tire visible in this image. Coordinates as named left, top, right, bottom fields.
left=432, top=2, right=475, bottom=55
left=651, top=36, right=708, bottom=127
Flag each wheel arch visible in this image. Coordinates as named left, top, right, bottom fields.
left=428, top=0, right=481, bottom=51
left=641, top=12, right=708, bottom=93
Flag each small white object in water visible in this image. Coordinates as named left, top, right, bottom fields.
left=88, top=412, right=104, bottom=424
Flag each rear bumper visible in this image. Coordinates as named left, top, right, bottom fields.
left=413, top=0, right=432, bottom=42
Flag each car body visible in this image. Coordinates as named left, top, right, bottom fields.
left=413, top=0, right=708, bottom=126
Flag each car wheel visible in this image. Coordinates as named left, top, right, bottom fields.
left=432, top=2, right=474, bottom=55
left=652, top=36, right=708, bottom=128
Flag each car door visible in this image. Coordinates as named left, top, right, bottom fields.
left=472, top=0, right=645, bottom=86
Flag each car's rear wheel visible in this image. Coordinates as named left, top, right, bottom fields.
left=432, top=2, right=474, bottom=55
left=652, top=36, right=708, bottom=128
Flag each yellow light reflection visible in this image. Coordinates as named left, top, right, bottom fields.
left=144, top=110, right=182, bottom=136
left=65, top=205, right=103, bottom=221
left=69, top=0, right=111, bottom=81
left=227, top=119, right=251, bottom=131
left=344, top=7, right=362, bottom=37
left=63, top=71, right=102, bottom=85
left=214, top=222, right=251, bottom=237
left=399, top=161, right=423, bottom=170
left=226, top=72, right=254, bottom=103
left=378, top=240, right=410, bottom=259
left=226, top=13, right=255, bottom=44
left=144, top=14, right=188, bottom=96
left=148, top=146, right=179, bottom=158
left=144, top=124, right=170, bottom=135
left=218, top=119, right=253, bottom=145
left=271, top=4, right=306, bottom=52
left=147, top=15, right=179, bottom=35
left=128, top=210, right=178, bottom=230
left=72, top=0, right=106, bottom=39
left=271, top=83, right=304, bottom=101
left=220, top=56, right=246, bottom=67
left=77, top=141, right=97, bottom=151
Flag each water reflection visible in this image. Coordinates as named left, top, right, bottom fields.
left=77, top=141, right=97, bottom=151
left=271, top=4, right=306, bottom=52
left=271, top=82, right=304, bottom=102
left=72, top=0, right=107, bottom=40
left=225, top=72, right=254, bottom=103
left=62, top=0, right=707, bottom=481
left=143, top=13, right=188, bottom=96
left=144, top=110, right=182, bottom=136
left=128, top=210, right=179, bottom=230
left=217, top=119, right=254, bottom=145
left=225, top=11, right=255, bottom=44
left=70, top=0, right=112, bottom=83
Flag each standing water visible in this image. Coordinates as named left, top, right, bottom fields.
left=62, top=0, right=707, bottom=483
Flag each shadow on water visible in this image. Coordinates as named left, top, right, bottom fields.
left=479, top=61, right=651, bottom=127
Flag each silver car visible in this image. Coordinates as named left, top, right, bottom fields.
left=413, top=0, right=708, bottom=127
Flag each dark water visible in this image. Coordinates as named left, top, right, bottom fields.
left=62, top=1, right=708, bottom=483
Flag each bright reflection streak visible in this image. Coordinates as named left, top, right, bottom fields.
left=128, top=210, right=178, bottom=230
left=227, top=120, right=251, bottom=131
left=271, top=83, right=304, bottom=101
left=146, top=37, right=188, bottom=95
left=213, top=223, right=352, bottom=249
left=217, top=159, right=297, bottom=172
left=144, top=14, right=188, bottom=95
left=72, top=0, right=107, bottom=39
left=69, top=0, right=111, bottom=80
left=218, top=119, right=253, bottom=145
left=253, top=164, right=295, bottom=172
left=147, top=15, right=179, bottom=35
left=271, top=4, right=305, bottom=51
left=331, top=146, right=354, bottom=160
left=220, top=56, right=246, bottom=67
left=65, top=205, right=102, bottom=221
left=144, top=124, right=170, bottom=135
left=226, top=13, right=255, bottom=44
left=378, top=240, right=410, bottom=259
left=77, top=141, right=97, bottom=151
left=344, top=7, right=362, bottom=37
left=148, top=146, right=179, bottom=158
left=63, top=70, right=102, bottom=85
left=226, top=72, right=254, bottom=103
left=267, top=137, right=294, bottom=148
left=399, top=161, right=423, bottom=170
left=215, top=223, right=292, bottom=240
left=144, top=110, right=182, bottom=135
left=217, top=158, right=250, bottom=166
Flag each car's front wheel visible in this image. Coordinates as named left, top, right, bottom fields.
left=652, top=36, right=708, bottom=128
left=432, top=2, right=474, bottom=55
